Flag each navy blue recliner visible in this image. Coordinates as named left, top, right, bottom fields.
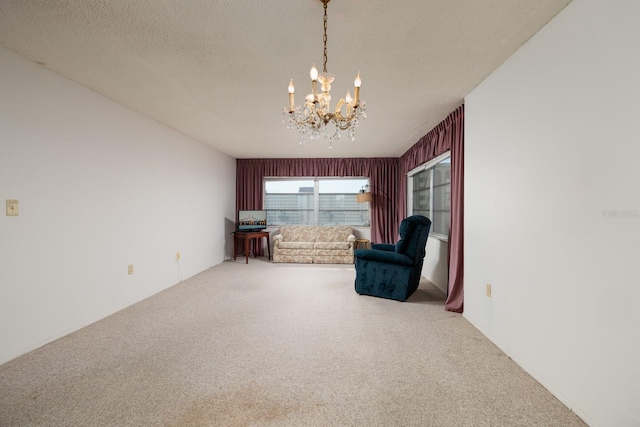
left=354, top=215, right=432, bottom=302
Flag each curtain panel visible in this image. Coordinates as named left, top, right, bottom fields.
left=399, top=104, right=465, bottom=313
left=235, top=157, right=399, bottom=245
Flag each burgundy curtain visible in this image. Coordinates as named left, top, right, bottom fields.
left=236, top=157, right=399, bottom=245
left=446, top=107, right=464, bottom=312
left=399, top=105, right=464, bottom=312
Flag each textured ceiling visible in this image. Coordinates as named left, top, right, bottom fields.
left=0, top=0, right=571, bottom=159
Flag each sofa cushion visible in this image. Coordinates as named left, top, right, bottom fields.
left=316, top=226, right=353, bottom=242
left=278, top=241, right=315, bottom=250
left=313, top=248, right=352, bottom=255
left=282, top=227, right=317, bottom=243
left=314, top=241, right=350, bottom=250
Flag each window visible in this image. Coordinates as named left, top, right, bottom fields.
left=264, top=178, right=369, bottom=226
left=407, top=152, right=451, bottom=239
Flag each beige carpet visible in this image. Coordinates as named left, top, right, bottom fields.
left=0, top=259, right=585, bottom=426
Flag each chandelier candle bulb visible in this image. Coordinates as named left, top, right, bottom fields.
left=288, top=79, right=295, bottom=111
left=354, top=72, right=361, bottom=104
left=310, top=64, right=318, bottom=95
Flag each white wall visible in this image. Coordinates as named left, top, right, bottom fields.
left=0, top=47, right=236, bottom=364
left=423, top=238, right=448, bottom=293
left=464, top=1, right=640, bottom=426
left=350, top=226, right=372, bottom=242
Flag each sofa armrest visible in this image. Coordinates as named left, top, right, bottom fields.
left=371, top=243, right=395, bottom=252
left=273, top=233, right=283, bottom=248
left=354, top=249, right=413, bottom=267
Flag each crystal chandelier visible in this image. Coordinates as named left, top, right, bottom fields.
left=283, top=0, right=366, bottom=149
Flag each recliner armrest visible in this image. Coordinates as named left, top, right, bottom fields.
left=354, top=249, right=414, bottom=267
left=371, top=243, right=395, bottom=252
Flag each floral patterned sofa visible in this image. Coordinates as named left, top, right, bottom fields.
left=273, top=226, right=356, bottom=264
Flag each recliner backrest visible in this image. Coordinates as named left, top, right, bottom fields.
left=395, top=215, right=432, bottom=261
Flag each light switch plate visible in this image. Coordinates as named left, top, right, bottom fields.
left=6, top=200, right=19, bottom=216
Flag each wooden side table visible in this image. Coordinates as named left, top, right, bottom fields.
left=354, top=239, right=370, bottom=250
left=233, top=231, right=271, bottom=264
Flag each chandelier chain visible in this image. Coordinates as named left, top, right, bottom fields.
left=323, top=1, right=328, bottom=74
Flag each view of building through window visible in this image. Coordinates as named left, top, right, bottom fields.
left=409, top=154, right=451, bottom=238
left=264, top=178, right=370, bottom=226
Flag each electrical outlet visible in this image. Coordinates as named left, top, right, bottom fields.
left=6, top=199, right=19, bottom=216
left=175, top=252, right=181, bottom=261
left=128, top=264, right=134, bottom=275
left=486, top=283, right=492, bottom=297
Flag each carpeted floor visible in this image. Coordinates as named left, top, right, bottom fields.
left=0, top=259, right=586, bottom=426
